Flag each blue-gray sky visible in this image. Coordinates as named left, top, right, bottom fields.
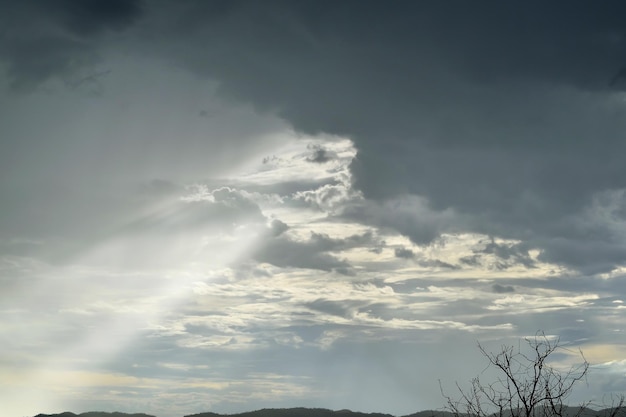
left=1, top=2, right=626, bottom=417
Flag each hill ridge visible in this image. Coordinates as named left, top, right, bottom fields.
left=31, top=406, right=626, bottom=417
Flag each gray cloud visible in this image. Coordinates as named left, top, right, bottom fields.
left=306, top=144, right=335, bottom=164
left=341, top=195, right=458, bottom=246
left=492, top=284, right=515, bottom=294
left=476, top=239, right=536, bottom=270
left=45, top=0, right=144, bottom=37
left=394, top=247, right=414, bottom=259
left=418, top=259, right=459, bottom=270
left=251, top=229, right=380, bottom=274
left=459, top=255, right=481, bottom=267
left=252, top=234, right=350, bottom=273
left=269, top=219, right=290, bottom=237
left=304, top=299, right=357, bottom=319
left=0, top=1, right=142, bottom=90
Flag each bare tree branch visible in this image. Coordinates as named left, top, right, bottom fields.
left=441, top=332, right=622, bottom=417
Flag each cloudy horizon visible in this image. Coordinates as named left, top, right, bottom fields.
left=1, top=2, right=625, bottom=417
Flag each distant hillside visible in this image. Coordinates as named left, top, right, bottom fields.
left=403, top=407, right=626, bottom=417
left=186, top=407, right=626, bottom=417
left=34, top=412, right=156, bottom=417
left=31, top=405, right=626, bottom=417
left=186, top=408, right=394, bottom=417
left=401, top=411, right=455, bottom=417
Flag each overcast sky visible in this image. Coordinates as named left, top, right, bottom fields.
left=1, top=1, right=626, bottom=417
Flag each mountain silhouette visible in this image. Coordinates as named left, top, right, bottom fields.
left=34, top=412, right=156, bottom=417
left=186, top=408, right=394, bottom=417
left=31, top=406, right=626, bottom=417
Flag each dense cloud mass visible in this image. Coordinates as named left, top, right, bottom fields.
left=2, top=2, right=626, bottom=417
left=72, top=0, right=626, bottom=273
left=0, top=0, right=142, bottom=89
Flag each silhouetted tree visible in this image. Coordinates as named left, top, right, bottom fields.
left=441, top=333, right=624, bottom=417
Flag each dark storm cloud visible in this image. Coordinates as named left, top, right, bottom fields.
left=340, top=195, right=457, bottom=246
left=0, top=1, right=142, bottom=89
left=535, top=237, right=626, bottom=275
left=44, top=0, right=144, bottom=36
left=131, top=0, right=626, bottom=273
left=5, top=0, right=626, bottom=272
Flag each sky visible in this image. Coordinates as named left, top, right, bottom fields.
left=1, top=1, right=626, bottom=416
